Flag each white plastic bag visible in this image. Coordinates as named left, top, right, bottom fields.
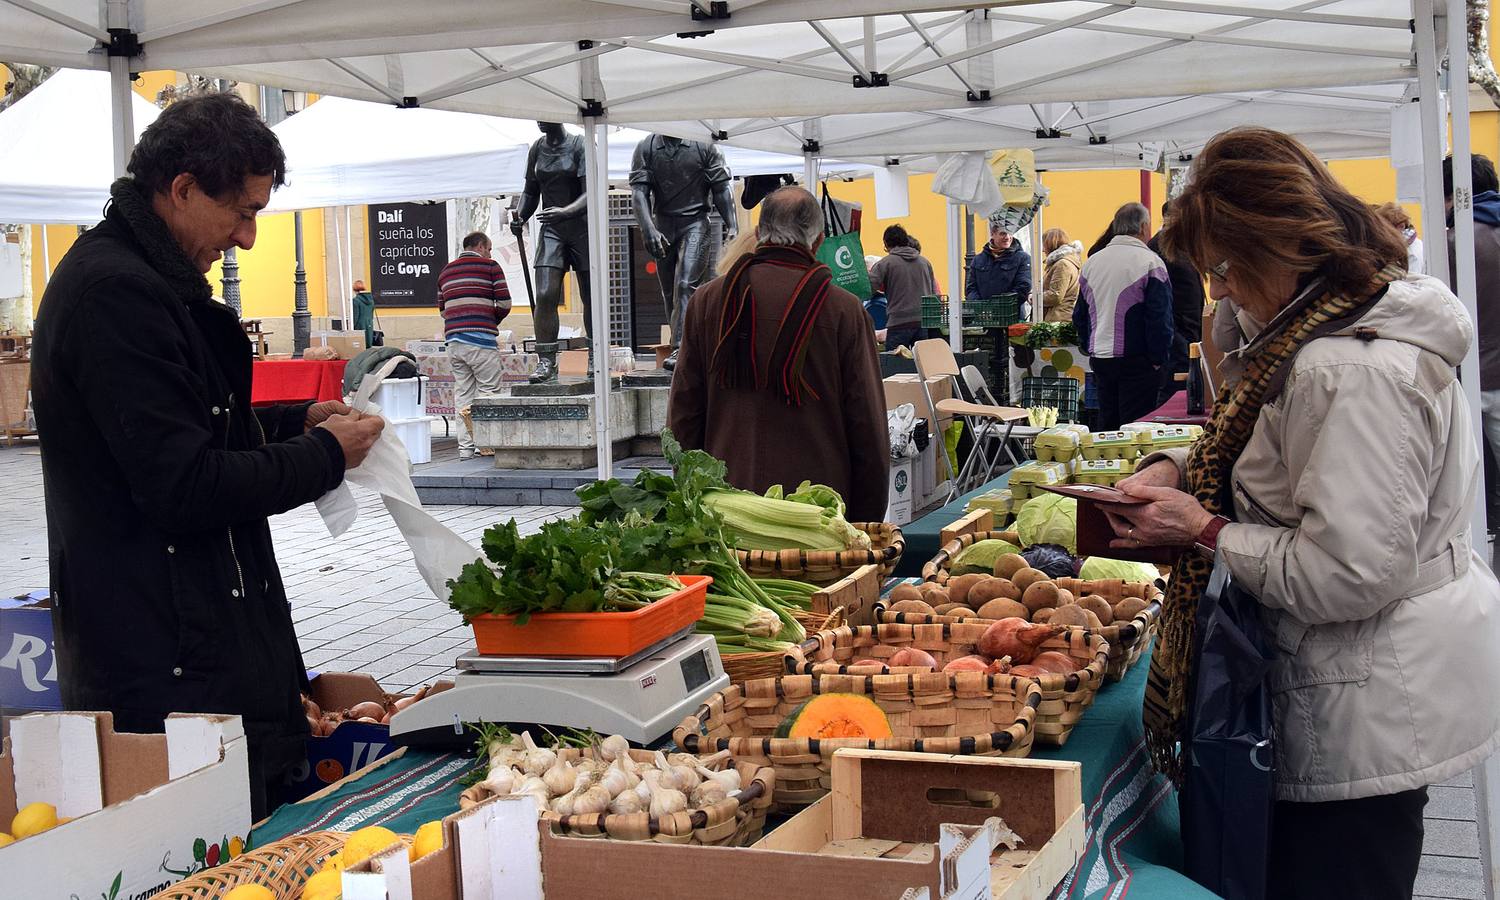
left=315, top=358, right=480, bottom=599
left=887, top=403, right=920, bottom=461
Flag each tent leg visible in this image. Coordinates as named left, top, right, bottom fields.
left=803, top=152, right=818, bottom=191
left=40, top=225, right=49, bottom=286
left=107, top=56, right=134, bottom=178
left=947, top=201, right=962, bottom=352
left=583, top=118, right=612, bottom=479
left=1439, top=1, right=1500, bottom=897
left=1032, top=175, right=1045, bottom=324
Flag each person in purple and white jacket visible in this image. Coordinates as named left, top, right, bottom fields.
left=1074, top=202, right=1175, bottom=429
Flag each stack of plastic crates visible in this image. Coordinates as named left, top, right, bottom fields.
left=919, top=294, right=1022, bottom=333
left=1020, top=374, right=1084, bottom=423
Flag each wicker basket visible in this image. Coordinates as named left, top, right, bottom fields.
left=736, top=522, right=904, bottom=584
left=672, top=673, right=1041, bottom=810
left=156, top=830, right=347, bottom=899
left=783, top=623, right=1109, bottom=746
left=913, top=529, right=1164, bottom=681
left=540, top=747, right=774, bottom=846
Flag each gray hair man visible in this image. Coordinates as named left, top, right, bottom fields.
left=1074, top=201, right=1176, bottom=429
left=666, top=187, right=891, bottom=520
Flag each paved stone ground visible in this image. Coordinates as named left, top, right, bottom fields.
left=0, top=440, right=1486, bottom=895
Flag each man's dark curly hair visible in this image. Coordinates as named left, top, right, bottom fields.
left=128, top=92, right=287, bottom=199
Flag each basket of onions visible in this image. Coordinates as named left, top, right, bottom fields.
left=459, top=729, right=775, bottom=847
left=302, top=684, right=438, bottom=735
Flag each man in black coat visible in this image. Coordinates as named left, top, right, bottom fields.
left=30, top=93, right=384, bottom=818
left=1148, top=198, right=1206, bottom=403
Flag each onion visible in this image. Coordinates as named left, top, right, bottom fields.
left=391, top=696, right=418, bottom=713
left=356, top=716, right=379, bottom=723
left=346, top=701, right=386, bottom=720
left=305, top=714, right=321, bottom=734
left=302, top=695, right=322, bottom=719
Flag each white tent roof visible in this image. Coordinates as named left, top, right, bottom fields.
left=266, top=96, right=843, bottom=211
left=1, top=3, right=1416, bottom=127
left=0, top=68, right=161, bottom=224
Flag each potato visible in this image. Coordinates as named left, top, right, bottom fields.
left=1050, top=604, right=1099, bottom=628
left=948, top=607, right=979, bottom=620
left=966, top=578, right=1010, bottom=608
left=891, top=598, right=937, bottom=616
left=889, top=583, right=925, bottom=604
left=993, top=553, right=1029, bottom=579
left=946, top=573, right=988, bottom=607
left=919, top=582, right=950, bottom=604
left=977, top=597, right=1029, bottom=621
left=1011, top=567, right=1049, bottom=592
left=1055, top=589, right=1075, bottom=607
left=934, top=602, right=970, bottom=616
left=1021, top=581, right=1060, bottom=614
left=1077, top=594, right=1114, bottom=626
left=1113, top=597, right=1150, bottom=622
left=1031, top=608, right=1055, bottom=624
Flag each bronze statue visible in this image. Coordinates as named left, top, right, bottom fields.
left=629, top=134, right=736, bottom=369
left=512, top=121, right=591, bottom=383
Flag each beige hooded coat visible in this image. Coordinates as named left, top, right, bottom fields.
left=1152, top=273, right=1500, bottom=802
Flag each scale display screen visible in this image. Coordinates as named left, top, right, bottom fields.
left=679, top=648, right=712, bottom=691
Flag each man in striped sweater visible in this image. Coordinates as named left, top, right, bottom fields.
left=438, top=231, right=511, bottom=459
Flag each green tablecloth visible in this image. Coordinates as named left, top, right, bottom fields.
left=895, top=471, right=1012, bottom=578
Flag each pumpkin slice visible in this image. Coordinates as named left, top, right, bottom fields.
left=773, top=693, right=893, bottom=740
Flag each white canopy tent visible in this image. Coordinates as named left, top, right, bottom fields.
left=0, top=68, right=160, bottom=224
left=265, top=96, right=845, bottom=212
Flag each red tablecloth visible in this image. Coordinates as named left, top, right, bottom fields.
left=1144, top=390, right=1210, bottom=426
left=251, top=360, right=347, bottom=407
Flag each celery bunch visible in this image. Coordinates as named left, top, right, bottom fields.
left=703, top=490, right=869, bottom=552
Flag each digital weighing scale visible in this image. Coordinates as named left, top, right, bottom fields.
left=388, top=629, right=728, bottom=748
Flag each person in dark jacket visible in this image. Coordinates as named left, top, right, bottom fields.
left=869, top=224, right=937, bottom=351
left=966, top=217, right=1032, bottom=305
left=30, top=93, right=384, bottom=819
left=1148, top=198, right=1205, bottom=402
left=1446, top=153, right=1500, bottom=531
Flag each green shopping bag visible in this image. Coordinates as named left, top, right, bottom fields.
left=816, top=185, right=872, bottom=300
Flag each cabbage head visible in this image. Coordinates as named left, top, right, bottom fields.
left=1014, top=493, right=1077, bottom=554
left=1079, top=556, right=1159, bottom=583
left=952, top=538, right=1022, bottom=575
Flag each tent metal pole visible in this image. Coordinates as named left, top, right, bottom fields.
left=1032, top=176, right=1044, bottom=324
left=105, top=3, right=134, bottom=179
left=947, top=201, right=962, bottom=352
left=584, top=117, right=612, bottom=479
left=803, top=153, right=817, bottom=190
left=39, top=225, right=49, bottom=286
left=1442, top=0, right=1500, bottom=893
left=1415, top=4, right=1450, bottom=293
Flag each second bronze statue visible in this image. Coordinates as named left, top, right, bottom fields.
left=513, top=121, right=591, bottom=384
left=629, top=133, right=737, bottom=370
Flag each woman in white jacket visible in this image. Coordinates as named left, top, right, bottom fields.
left=1109, top=127, right=1500, bottom=899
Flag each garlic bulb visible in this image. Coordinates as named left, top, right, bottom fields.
left=571, top=784, right=612, bottom=815
left=575, top=757, right=607, bottom=778
left=695, top=765, right=741, bottom=793
left=516, top=774, right=549, bottom=797
left=667, top=752, right=699, bottom=770
left=609, top=789, right=645, bottom=815
left=669, top=765, right=700, bottom=793
left=551, top=791, right=577, bottom=816
left=519, top=786, right=550, bottom=812
left=597, top=765, right=630, bottom=799
left=690, top=781, right=729, bottom=808
left=479, top=765, right=520, bottom=796
left=543, top=759, right=578, bottom=797
left=611, top=757, right=641, bottom=791
left=599, top=733, right=631, bottom=762
left=645, top=775, right=688, bottom=818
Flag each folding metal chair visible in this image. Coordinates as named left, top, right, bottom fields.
left=912, top=339, right=1029, bottom=501
left=962, top=365, right=1042, bottom=478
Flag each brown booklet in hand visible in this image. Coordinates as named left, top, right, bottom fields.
left=1038, top=484, right=1181, bottom=565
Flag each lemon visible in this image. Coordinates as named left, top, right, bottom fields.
left=223, top=886, right=274, bottom=900
left=340, top=825, right=402, bottom=869
left=320, top=850, right=343, bottom=874
left=0, top=832, right=14, bottom=848
left=299, top=868, right=342, bottom=900
left=409, top=821, right=444, bottom=862
left=11, top=802, right=57, bottom=839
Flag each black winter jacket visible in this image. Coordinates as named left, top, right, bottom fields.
left=31, top=179, right=346, bottom=816
left=965, top=244, right=1032, bottom=304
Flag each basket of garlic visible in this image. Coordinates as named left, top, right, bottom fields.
left=458, top=728, right=776, bottom=847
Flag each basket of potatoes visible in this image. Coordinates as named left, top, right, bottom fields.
left=873, top=531, right=1163, bottom=682
left=782, top=621, right=1110, bottom=746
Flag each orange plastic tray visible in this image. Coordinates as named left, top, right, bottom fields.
left=469, top=574, right=710, bottom=658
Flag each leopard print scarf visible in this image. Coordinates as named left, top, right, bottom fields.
left=1142, top=263, right=1405, bottom=783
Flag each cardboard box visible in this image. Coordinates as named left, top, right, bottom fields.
left=0, top=590, right=60, bottom=716
left=884, top=374, right=953, bottom=426
left=0, top=712, right=252, bottom=898
left=283, top=672, right=452, bottom=804
left=886, top=458, right=914, bottom=526
left=312, top=330, right=367, bottom=360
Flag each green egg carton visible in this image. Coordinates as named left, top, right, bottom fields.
left=1074, top=458, right=1137, bottom=486
left=1008, top=460, right=1071, bottom=500
left=1143, top=424, right=1204, bottom=452
left=1033, top=424, right=1090, bottom=462
left=965, top=488, right=1013, bottom=519
left=1080, top=430, right=1150, bottom=461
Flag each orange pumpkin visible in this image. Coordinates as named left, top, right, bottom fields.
left=315, top=758, right=345, bottom=783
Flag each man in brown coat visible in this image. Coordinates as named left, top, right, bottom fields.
left=668, top=187, right=890, bottom=520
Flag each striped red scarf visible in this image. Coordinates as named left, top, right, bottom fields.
left=709, top=244, right=834, bottom=406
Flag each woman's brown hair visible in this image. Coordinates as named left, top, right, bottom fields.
left=1371, top=202, right=1414, bottom=233
left=1162, top=127, right=1407, bottom=301
left=1042, top=227, right=1070, bottom=255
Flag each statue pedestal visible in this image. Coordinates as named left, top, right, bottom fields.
left=472, top=389, right=639, bottom=469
